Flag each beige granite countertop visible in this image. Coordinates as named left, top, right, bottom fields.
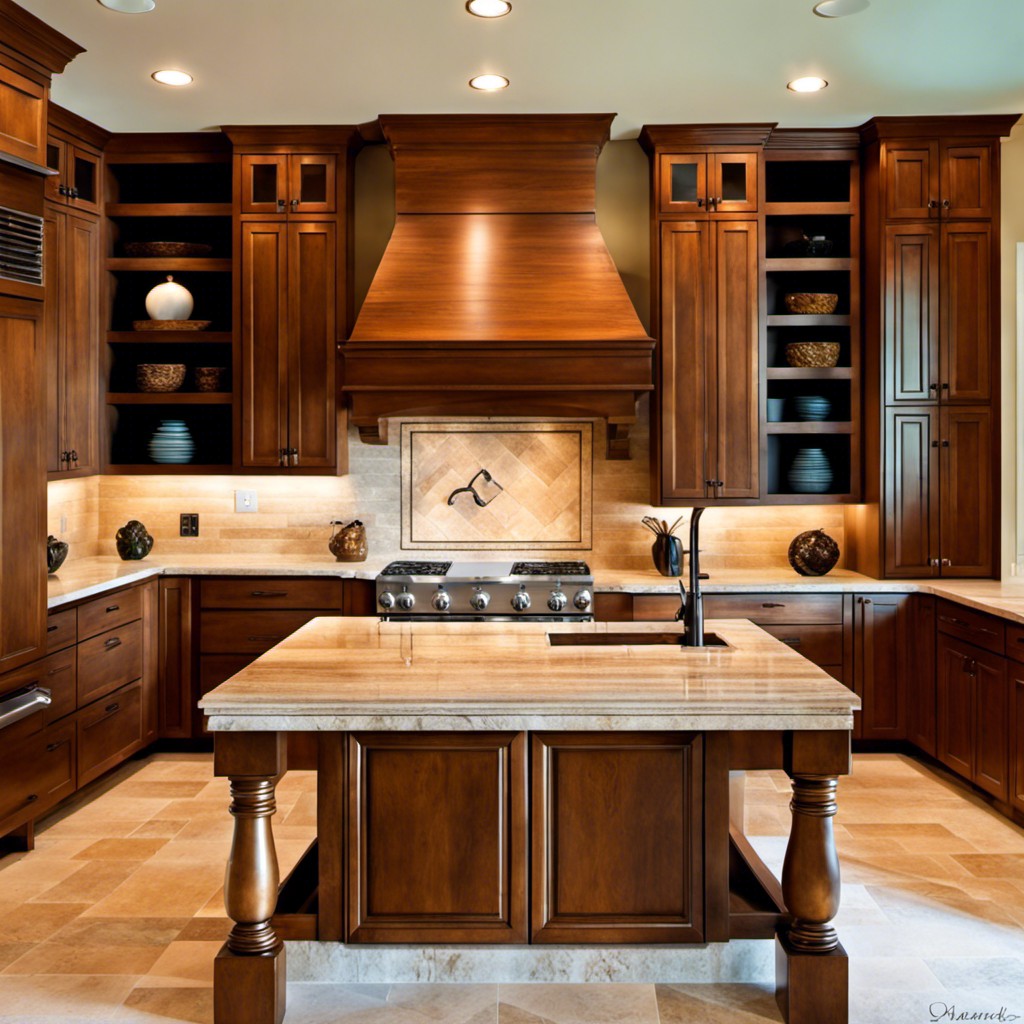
left=46, top=556, right=1024, bottom=625
left=199, top=617, right=859, bottom=733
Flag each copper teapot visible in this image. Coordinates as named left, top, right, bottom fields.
left=329, top=519, right=367, bottom=562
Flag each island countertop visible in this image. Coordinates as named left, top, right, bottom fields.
left=199, top=616, right=860, bottom=733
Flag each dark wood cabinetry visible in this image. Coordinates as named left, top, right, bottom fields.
left=852, top=593, right=910, bottom=740
left=44, top=106, right=104, bottom=215
left=239, top=153, right=336, bottom=216
left=883, top=136, right=995, bottom=221
left=656, top=152, right=758, bottom=216
left=906, top=596, right=938, bottom=756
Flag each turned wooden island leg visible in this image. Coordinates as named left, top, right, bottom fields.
left=776, top=734, right=850, bottom=1024
left=213, top=732, right=287, bottom=1024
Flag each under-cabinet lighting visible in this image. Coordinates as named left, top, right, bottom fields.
left=152, top=69, right=193, bottom=87
left=97, top=0, right=156, bottom=11
left=466, top=0, right=511, bottom=17
left=469, top=74, right=509, bottom=91
left=787, top=76, right=828, bottom=93
left=812, top=0, right=869, bottom=16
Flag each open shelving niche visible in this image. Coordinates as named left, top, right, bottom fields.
left=761, top=138, right=861, bottom=503
left=102, top=137, right=234, bottom=473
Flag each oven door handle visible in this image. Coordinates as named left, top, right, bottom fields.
left=0, top=685, right=52, bottom=730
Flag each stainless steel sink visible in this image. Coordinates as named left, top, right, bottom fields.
left=547, top=632, right=727, bottom=648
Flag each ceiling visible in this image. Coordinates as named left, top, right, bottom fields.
left=16, top=0, right=1024, bottom=140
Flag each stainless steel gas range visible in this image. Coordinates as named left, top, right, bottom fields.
left=375, top=560, right=593, bottom=621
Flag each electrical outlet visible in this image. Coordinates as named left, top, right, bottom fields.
left=179, top=513, right=199, bottom=537
left=234, top=490, right=258, bottom=513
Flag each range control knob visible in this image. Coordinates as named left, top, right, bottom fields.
left=431, top=589, right=451, bottom=612
left=470, top=590, right=490, bottom=612
left=548, top=590, right=568, bottom=612
left=573, top=589, right=592, bottom=611
left=378, top=591, right=396, bottom=610
left=511, top=588, right=532, bottom=613
left=396, top=591, right=415, bottom=611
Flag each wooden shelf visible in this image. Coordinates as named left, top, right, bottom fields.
left=106, top=392, right=232, bottom=405
left=764, top=202, right=854, bottom=216
left=763, top=491, right=858, bottom=505
left=106, top=203, right=232, bottom=217
left=767, top=314, right=851, bottom=328
left=104, top=463, right=233, bottom=475
left=106, top=258, right=232, bottom=272
left=765, top=421, right=853, bottom=435
left=765, top=258, right=852, bottom=272
left=766, top=367, right=852, bottom=380
left=107, top=331, right=232, bottom=344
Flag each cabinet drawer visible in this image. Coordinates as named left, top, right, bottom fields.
left=632, top=592, right=843, bottom=624
left=1005, top=623, right=1024, bottom=665
left=77, top=681, right=143, bottom=787
left=46, top=607, right=77, bottom=652
left=201, top=578, right=343, bottom=610
left=78, top=586, right=143, bottom=640
left=760, top=624, right=844, bottom=669
left=0, top=719, right=76, bottom=831
left=77, top=620, right=143, bottom=708
left=200, top=609, right=338, bottom=654
left=0, top=648, right=77, bottom=745
left=936, top=600, right=1004, bottom=655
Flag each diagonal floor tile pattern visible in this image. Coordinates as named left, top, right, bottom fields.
left=0, top=752, right=1022, bottom=1022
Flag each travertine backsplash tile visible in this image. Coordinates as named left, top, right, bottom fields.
left=47, top=397, right=846, bottom=573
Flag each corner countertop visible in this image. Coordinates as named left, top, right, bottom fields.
left=45, top=556, right=1024, bottom=626
left=199, top=617, right=859, bottom=733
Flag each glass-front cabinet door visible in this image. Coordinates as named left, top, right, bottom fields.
left=240, top=154, right=289, bottom=214
left=710, top=153, right=758, bottom=213
left=659, top=154, right=707, bottom=215
left=288, top=154, right=336, bottom=214
left=658, top=152, right=757, bottom=216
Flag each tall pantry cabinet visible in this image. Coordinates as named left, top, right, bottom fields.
left=853, top=116, right=1017, bottom=579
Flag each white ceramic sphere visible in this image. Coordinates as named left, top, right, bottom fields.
left=145, top=276, right=193, bottom=321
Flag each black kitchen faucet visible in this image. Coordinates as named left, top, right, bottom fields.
left=675, top=507, right=709, bottom=646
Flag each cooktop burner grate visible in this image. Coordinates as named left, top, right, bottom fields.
left=380, top=560, right=452, bottom=576
left=510, top=561, right=591, bottom=576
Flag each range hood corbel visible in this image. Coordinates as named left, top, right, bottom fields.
left=341, top=114, right=654, bottom=460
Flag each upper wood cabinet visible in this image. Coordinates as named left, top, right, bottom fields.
left=657, top=152, right=758, bottom=216
left=239, top=153, right=336, bottom=215
left=44, top=135, right=101, bottom=215
left=883, top=138, right=994, bottom=220
left=0, top=63, right=47, bottom=168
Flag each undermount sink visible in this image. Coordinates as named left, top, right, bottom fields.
left=547, top=632, right=728, bottom=648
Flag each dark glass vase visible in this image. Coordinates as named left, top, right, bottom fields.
left=651, top=535, right=683, bottom=577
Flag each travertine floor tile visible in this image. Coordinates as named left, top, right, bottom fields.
left=0, top=973, right=139, bottom=1019
left=498, top=984, right=659, bottom=1024
left=120, top=984, right=212, bottom=1024
left=139, top=941, right=221, bottom=988
left=3, top=940, right=165, bottom=976
left=31, top=860, right=141, bottom=904
left=80, top=863, right=224, bottom=919
left=0, top=902, right=88, bottom=942
left=73, top=838, right=170, bottom=861
left=654, top=982, right=781, bottom=1022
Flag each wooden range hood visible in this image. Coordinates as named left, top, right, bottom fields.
left=341, top=114, right=654, bottom=459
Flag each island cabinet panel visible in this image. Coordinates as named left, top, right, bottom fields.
left=531, top=732, right=704, bottom=944
left=346, top=732, right=527, bottom=943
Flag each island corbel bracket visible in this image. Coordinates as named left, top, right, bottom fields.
left=213, top=732, right=288, bottom=1024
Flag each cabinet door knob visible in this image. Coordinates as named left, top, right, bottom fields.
left=696, top=197, right=705, bottom=208
left=941, top=383, right=949, bottom=391
left=941, top=199, right=951, bottom=209
left=929, top=558, right=940, bottom=567
left=940, top=558, right=952, bottom=567
left=927, top=199, right=939, bottom=209
left=276, top=199, right=286, bottom=210
left=290, top=198, right=299, bottom=208
left=941, top=439, right=949, bottom=447
left=929, top=383, right=939, bottom=392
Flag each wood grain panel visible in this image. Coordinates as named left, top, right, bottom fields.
left=972, top=647, right=1008, bottom=802
left=633, top=593, right=843, bottom=624
left=884, top=407, right=939, bottom=577
left=906, top=595, right=938, bottom=756
left=759, top=625, right=843, bottom=669
left=941, top=143, right=992, bottom=219
left=347, top=732, right=527, bottom=943
left=1011, top=672, right=1024, bottom=814
left=0, top=646, right=76, bottom=744
left=0, top=63, right=46, bottom=166
left=936, top=634, right=974, bottom=779
left=852, top=593, right=909, bottom=740
left=77, top=620, right=143, bottom=708
left=199, top=610, right=337, bottom=654
left=77, top=680, right=143, bottom=787
left=158, top=577, right=193, bottom=739
left=201, top=577, right=343, bottom=610
left=78, top=584, right=142, bottom=640
left=941, top=223, right=991, bottom=403
left=0, top=719, right=75, bottom=834
left=883, top=140, right=939, bottom=219
left=531, top=732, right=703, bottom=944
left=941, top=406, right=992, bottom=577
left=45, top=607, right=77, bottom=653
left=935, top=599, right=1004, bottom=654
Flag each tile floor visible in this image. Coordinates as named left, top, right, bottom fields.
left=1, top=752, right=1023, bottom=1023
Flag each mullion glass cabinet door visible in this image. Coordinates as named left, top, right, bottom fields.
left=710, top=154, right=758, bottom=213
left=240, top=155, right=289, bottom=214
left=289, top=155, right=336, bottom=214
left=658, top=154, right=707, bottom=216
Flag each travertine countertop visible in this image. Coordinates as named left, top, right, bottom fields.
left=199, top=617, right=860, bottom=733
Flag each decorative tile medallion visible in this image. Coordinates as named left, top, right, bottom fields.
left=400, top=422, right=593, bottom=550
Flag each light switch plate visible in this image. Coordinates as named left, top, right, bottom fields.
left=234, top=490, right=258, bottom=513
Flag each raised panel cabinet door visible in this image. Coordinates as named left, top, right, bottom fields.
left=940, top=223, right=991, bottom=403
left=0, top=297, right=46, bottom=672
left=158, top=577, right=193, bottom=739
left=853, top=594, right=909, bottom=740
left=884, top=223, right=940, bottom=403
left=1012, top=672, right=1024, bottom=813
left=940, top=407, right=993, bottom=577
left=936, top=635, right=974, bottom=779
left=971, top=647, right=1008, bottom=801
left=906, top=595, right=938, bottom=756
left=0, top=64, right=47, bottom=166
left=660, top=221, right=710, bottom=499
left=43, top=208, right=64, bottom=473
left=62, top=212, right=99, bottom=474
left=941, top=142, right=992, bottom=219
left=531, top=732, right=704, bottom=944
left=240, top=222, right=289, bottom=467
left=658, top=154, right=707, bottom=216
left=712, top=220, right=758, bottom=498
left=884, top=407, right=939, bottom=577
left=287, top=222, right=337, bottom=468
left=709, top=153, right=758, bottom=214
left=239, top=154, right=288, bottom=214
left=288, top=154, right=336, bottom=214
left=884, top=140, right=939, bottom=219
left=347, top=732, right=527, bottom=943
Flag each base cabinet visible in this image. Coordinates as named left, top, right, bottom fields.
left=852, top=593, right=911, bottom=741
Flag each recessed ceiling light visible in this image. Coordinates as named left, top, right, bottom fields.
left=813, top=0, right=869, bottom=16
left=152, top=69, right=193, bottom=86
left=469, top=74, right=509, bottom=91
left=97, top=0, right=156, bottom=11
left=466, top=0, right=511, bottom=17
left=787, top=76, right=828, bottom=93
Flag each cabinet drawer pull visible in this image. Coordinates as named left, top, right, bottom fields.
left=250, top=591, right=288, bottom=598
left=246, top=635, right=284, bottom=643
left=104, top=637, right=122, bottom=650
left=780, top=637, right=802, bottom=647
left=25, top=793, right=38, bottom=804
left=106, top=604, right=120, bottom=613
left=939, top=615, right=970, bottom=629
left=47, top=623, right=58, bottom=633
left=761, top=602, right=785, bottom=608
left=46, top=739, right=65, bottom=753
left=104, top=702, right=120, bottom=714
left=47, top=664, right=70, bottom=676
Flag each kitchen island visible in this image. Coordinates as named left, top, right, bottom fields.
left=200, top=616, right=860, bottom=1024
